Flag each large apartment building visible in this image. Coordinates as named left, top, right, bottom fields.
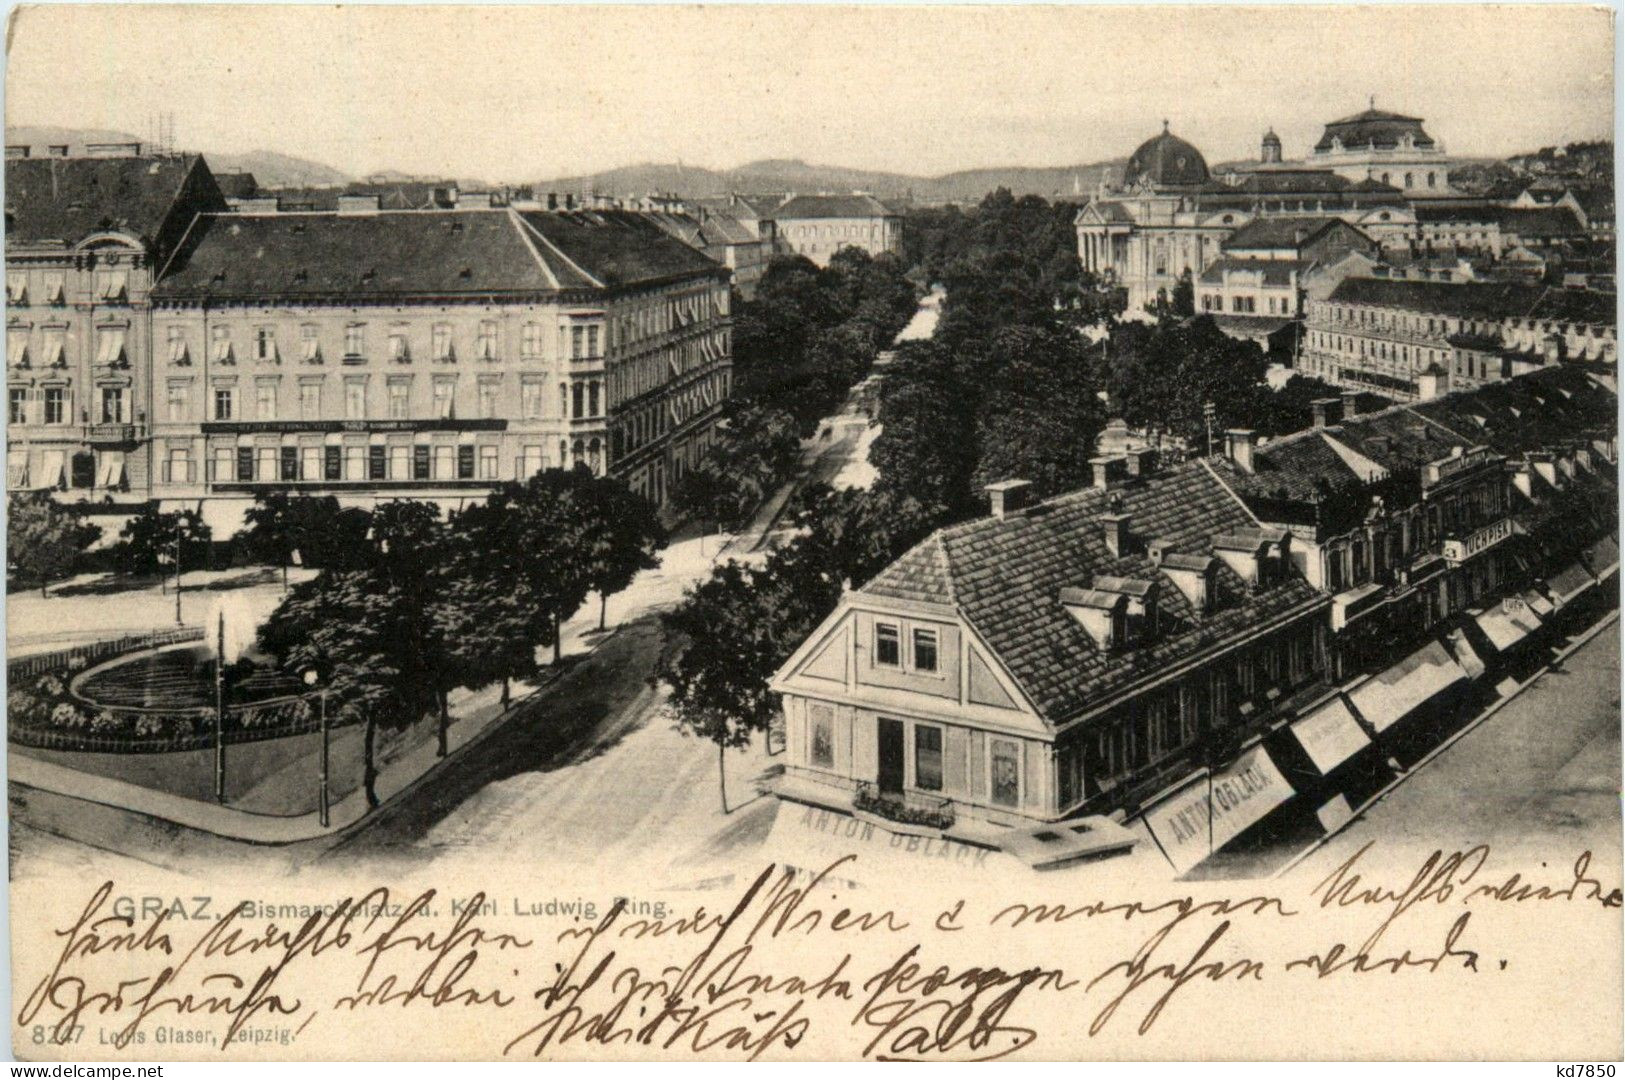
left=5, top=148, right=229, bottom=500
left=1298, top=276, right=1617, bottom=399
left=6, top=147, right=733, bottom=532
left=146, top=204, right=731, bottom=527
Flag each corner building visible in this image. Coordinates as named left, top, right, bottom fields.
left=148, top=204, right=731, bottom=527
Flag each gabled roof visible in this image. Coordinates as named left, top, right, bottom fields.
left=774, top=193, right=898, bottom=220
left=214, top=171, right=260, bottom=200
left=861, top=458, right=1324, bottom=724
left=515, top=209, right=724, bottom=287
left=6, top=154, right=220, bottom=249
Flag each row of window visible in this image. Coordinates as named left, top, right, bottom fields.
left=804, top=705, right=1022, bottom=808
left=188, top=375, right=604, bottom=423
left=874, top=621, right=939, bottom=672
left=7, top=327, right=126, bottom=369
left=1198, top=293, right=1295, bottom=315
left=1310, top=332, right=1447, bottom=371
left=786, top=223, right=889, bottom=241
left=173, top=438, right=607, bottom=486
left=6, top=269, right=125, bottom=305
left=612, top=289, right=726, bottom=352
left=166, top=320, right=575, bottom=367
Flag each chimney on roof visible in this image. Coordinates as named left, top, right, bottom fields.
left=337, top=194, right=381, bottom=215
left=985, top=479, right=1033, bottom=521
left=1224, top=429, right=1257, bottom=474
left=1102, top=511, right=1133, bottom=558
left=1123, top=447, right=1158, bottom=479
left=1311, top=397, right=1343, bottom=428
left=1340, top=389, right=1361, bottom=418
left=46, top=144, right=69, bottom=158
left=1089, top=456, right=1125, bottom=490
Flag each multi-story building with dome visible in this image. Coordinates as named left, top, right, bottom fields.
left=1308, top=103, right=1453, bottom=196
left=1076, top=121, right=1417, bottom=314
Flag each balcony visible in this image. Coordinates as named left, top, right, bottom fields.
left=85, top=421, right=144, bottom=445
left=853, top=782, right=955, bottom=833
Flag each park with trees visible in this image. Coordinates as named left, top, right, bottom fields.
left=659, top=191, right=1371, bottom=798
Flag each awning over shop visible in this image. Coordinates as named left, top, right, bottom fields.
left=1289, top=695, right=1371, bottom=775
left=1442, top=626, right=1488, bottom=679
left=1346, top=640, right=1468, bottom=734
left=1474, top=600, right=1543, bottom=654
left=1139, top=745, right=1295, bottom=875
left=1584, top=535, right=1618, bottom=581
left=1547, top=562, right=1596, bottom=607
left=197, top=496, right=251, bottom=539
left=1522, top=590, right=1555, bottom=617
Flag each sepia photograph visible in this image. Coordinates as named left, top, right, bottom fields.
left=2, top=1, right=1620, bottom=1065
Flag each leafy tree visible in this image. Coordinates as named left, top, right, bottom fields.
left=112, top=504, right=212, bottom=578
left=658, top=560, right=798, bottom=813
left=971, top=323, right=1108, bottom=497
left=260, top=567, right=435, bottom=807
left=670, top=458, right=751, bottom=534
left=7, top=492, right=101, bottom=597
left=1105, top=315, right=1271, bottom=450
left=241, top=493, right=372, bottom=584
left=577, top=477, right=666, bottom=630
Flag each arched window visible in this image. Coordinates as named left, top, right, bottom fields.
left=572, top=439, right=584, bottom=466
left=1404, top=173, right=1414, bottom=189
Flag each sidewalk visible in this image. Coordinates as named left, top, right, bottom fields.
left=9, top=660, right=567, bottom=843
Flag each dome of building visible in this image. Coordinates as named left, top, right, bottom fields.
left=1122, top=122, right=1211, bottom=189
left=1260, top=128, right=1283, bottom=164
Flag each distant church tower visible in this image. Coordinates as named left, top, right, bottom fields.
left=1261, top=128, right=1283, bottom=164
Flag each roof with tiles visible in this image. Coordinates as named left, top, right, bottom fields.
left=153, top=209, right=571, bottom=300
left=1326, top=277, right=1617, bottom=327
left=152, top=207, right=722, bottom=302
left=774, top=193, right=898, bottom=220
left=1220, top=216, right=1346, bottom=252
left=1237, top=367, right=1618, bottom=516
left=1199, top=257, right=1312, bottom=286
left=861, top=458, right=1325, bottom=724
left=6, top=154, right=220, bottom=249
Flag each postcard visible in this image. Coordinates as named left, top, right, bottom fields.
left=5, top=2, right=1619, bottom=1061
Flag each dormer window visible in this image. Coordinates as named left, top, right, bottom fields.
left=1062, top=576, right=1159, bottom=650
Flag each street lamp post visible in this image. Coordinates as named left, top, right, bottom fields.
left=302, top=667, right=330, bottom=828
left=173, top=520, right=184, bottom=625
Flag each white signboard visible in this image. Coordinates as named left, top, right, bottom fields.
left=1290, top=696, right=1371, bottom=775
left=1141, top=745, right=1295, bottom=874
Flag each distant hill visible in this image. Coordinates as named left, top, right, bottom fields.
left=534, top=157, right=1124, bottom=204
left=4, top=125, right=351, bottom=188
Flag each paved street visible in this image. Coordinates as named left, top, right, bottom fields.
left=1293, top=616, right=1621, bottom=878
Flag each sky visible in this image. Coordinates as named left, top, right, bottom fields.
left=5, top=4, right=1615, bottom=182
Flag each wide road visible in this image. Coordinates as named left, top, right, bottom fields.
left=1294, top=616, right=1620, bottom=877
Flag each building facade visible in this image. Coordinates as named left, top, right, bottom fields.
left=774, top=194, right=902, bottom=266
left=142, top=204, right=730, bottom=529
left=1076, top=123, right=1417, bottom=314
left=5, top=149, right=229, bottom=504
left=770, top=457, right=1331, bottom=841
left=1298, top=276, right=1617, bottom=399
left=1306, top=105, right=1454, bottom=194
